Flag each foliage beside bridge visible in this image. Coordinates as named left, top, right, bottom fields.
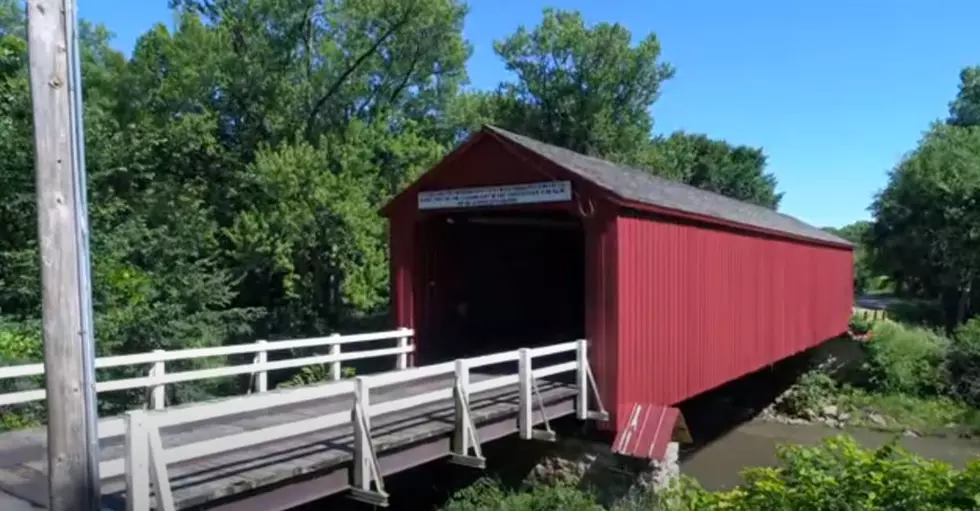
left=662, top=435, right=980, bottom=510
left=443, top=435, right=980, bottom=511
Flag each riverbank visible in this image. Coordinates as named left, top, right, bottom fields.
left=752, top=316, right=980, bottom=440
left=760, top=383, right=980, bottom=439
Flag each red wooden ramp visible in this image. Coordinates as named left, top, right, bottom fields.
left=611, top=403, right=692, bottom=460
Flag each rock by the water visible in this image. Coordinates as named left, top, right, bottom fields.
left=527, top=438, right=681, bottom=504
left=868, top=413, right=888, bottom=427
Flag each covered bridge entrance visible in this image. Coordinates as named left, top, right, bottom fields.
left=415, top=208, right=586, bottom=361
left=382, top=126, right=854, bottom=459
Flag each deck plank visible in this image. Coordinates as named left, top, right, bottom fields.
left=0, top=373, right=577, bottom=510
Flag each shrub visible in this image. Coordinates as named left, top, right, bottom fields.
left=849, top=313, right=873, bottom=335
left=725, top=435, right=975, bottom=510
left=775, top=369, right=838, bottom=417
left=655, top=435, right=980, bottom=510
left=0, top=319, right=45, bottom=431
left=605, top=476, right=712, bottom=511
left=442, top=478, right=601, bottom=511
left=887, top=300, right=945, bottom=328
left=277, top=364, right=356, bottom=389
left=860, top=321, right=949, bottom=396
left=0, top=317, right=42, bottom=363
left=948, top=318, right=980, bottom=407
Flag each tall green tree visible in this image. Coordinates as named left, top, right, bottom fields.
left=464, top=8, right=781, bottom=209
left=115, top=1, right=473, bottom=338
left=487, top=8, right=674, bottom=162
left=867, top=66, right=980, bottom=329
left=949, top=66, right=980, bottom=128
left=824, top=221, right=874, bottom=294
left=227, top=115, right=444, bottom=334
left=644, top=131, right=782, bottom=209
left=169, top=0, right=471, bottom=148
left=870, top=122, right=980, bottom=329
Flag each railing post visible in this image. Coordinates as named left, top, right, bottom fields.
left=396, top=328, right=410, bottom=370
left=151, top=350, right=166, bottom=410
left=353, top=376, right=371, bottom=490
left=147, top=423, right=177, bottom=511
left=330, top=333, right=342, bottom=380
left=576, top=340, right=588, bottom=420
left=255, top=340, right=268, bottom=393
left=518, top=348, right=532, bottom=440
left=125, top=410, right=150, bottom=511
left=449, top=358, right=486, bottom=468
left=453, top=359, right=469, bottom=453
left=349, top=375, right=388, bottom=505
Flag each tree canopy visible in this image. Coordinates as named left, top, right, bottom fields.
left=824, top=221, right=873, bottom=294
left=644, top=131, right=782, bottom=209
left=482, top=8, right=674, bottom=161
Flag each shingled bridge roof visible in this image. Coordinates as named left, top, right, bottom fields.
left=484, top=125, right=851, bottom=248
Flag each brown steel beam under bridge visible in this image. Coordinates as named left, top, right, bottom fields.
left=0, top=330, right=608, bottom=510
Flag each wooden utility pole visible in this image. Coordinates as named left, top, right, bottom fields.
left=26, top=0, right=102, bottom=510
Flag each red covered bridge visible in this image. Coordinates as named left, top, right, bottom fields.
left=383, top=125, right=854, bottom=449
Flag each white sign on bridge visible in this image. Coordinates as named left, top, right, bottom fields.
left=418, top=181, right=572, bottom=210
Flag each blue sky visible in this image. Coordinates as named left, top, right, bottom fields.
left=79, top=0, right=980, bottom=228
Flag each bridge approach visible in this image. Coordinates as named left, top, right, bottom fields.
left=0, top=329, right=608, bottom=510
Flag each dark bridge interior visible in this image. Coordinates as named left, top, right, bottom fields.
left=418, top=210, right=585, bottom=363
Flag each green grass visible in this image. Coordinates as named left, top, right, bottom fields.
left=835, top=388, right=980, bottom=436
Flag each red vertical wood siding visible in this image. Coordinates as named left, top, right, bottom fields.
left=582, top=201, right=620, bottom=431
left=614, top=212, right=853, bottom=424
left=389, top=202, right=415, bottom=331
left=414, top=217, right=456, bottom=361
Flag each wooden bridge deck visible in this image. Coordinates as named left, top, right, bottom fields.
left=0, top=372, right=578, bottom=510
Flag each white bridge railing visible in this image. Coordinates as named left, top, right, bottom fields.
left=0, top=327, right=414, bottom=410
left=108, top=339, right=608, bottom=510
